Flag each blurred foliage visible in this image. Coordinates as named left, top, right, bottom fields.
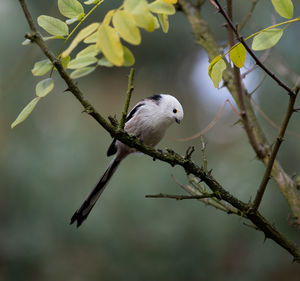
left=1, top=0, right=300, bottom=280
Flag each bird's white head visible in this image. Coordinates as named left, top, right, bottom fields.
left=152, top=94, right=184, bottom=125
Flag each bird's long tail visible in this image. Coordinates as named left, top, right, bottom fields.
left=70, top=156, right=121, bottom=227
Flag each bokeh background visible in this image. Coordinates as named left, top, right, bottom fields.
left=1, top=0, right=300, bottom=280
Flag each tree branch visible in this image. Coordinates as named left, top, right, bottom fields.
left=19, top=0, right=300, bottom=262
left=253, top=86, right=299, bottom=211
left=119, top=68, right=135, bottom=129
left=145, top=193, right=215, bottom=200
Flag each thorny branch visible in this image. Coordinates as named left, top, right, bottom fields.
left=212, top=0, right=295, bottom=96
left=221, top=0, right=299, bottom=212
left=18, top=0, right=300, bottom=262
left=145, top=193, right=216, bottom=200
left=253, top=84, right=300, bottom=211
left=178, top=0, right=300, bottom=226
left=211, top=0, right=299, bottom=212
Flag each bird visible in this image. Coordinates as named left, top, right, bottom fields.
left=70, top=94, right=184, bottom=227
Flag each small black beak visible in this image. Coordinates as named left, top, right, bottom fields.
left=175, top=118, right=181, bottom=124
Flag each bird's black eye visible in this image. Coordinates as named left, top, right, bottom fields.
left=173, top=108, right=177, bottom=113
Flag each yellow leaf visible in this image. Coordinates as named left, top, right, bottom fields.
left=158, top=13, right=169, bottom=33
left=149, top=0, right=176, bottom=15
left=62, top=22, right=100, bottom=57
left=162, top=0, right=177, bottom=3
left=83, top=31, right=97, bottom=43
left=112, top=10, right=141, bottom=45
left=97, top=24, right=124, bottom=66
left=132, top=10, right=157, bottom=32
left=229, top=43, right=246, bottom=68
left=208, top=55, right=226, bottom=88
left=124, top=0, right=148, bottom=15
left=103, top=9, right=116, bottom=25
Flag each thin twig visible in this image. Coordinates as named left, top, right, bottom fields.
left=200, top=136, right=207, bottom=172
left=119, top=68, right=135, bottom=129
left=208, top=0, right=218, bottom=9
left=188, top=176, right=242, bottom=215
left=176, top=175, right=233, bottom=213
left=249, top=73, right=267, bottom=95
left=212, top=0, right=295, bottom=96
left=145, top=193, right=215, bottom=200
left=252, top=84, right=299, bottom=211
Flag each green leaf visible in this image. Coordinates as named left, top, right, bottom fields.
left=123, top=46, right=135, bottom=66
left=11, top=97, right=40, bottom=128
left=77, top=45, right=99, bottom=57
left=229, top=43, right=246, bottom=68
left=68, top=55, right=98, bottom=69
left=149, top=0, right=176, bottom=15
left=252, top=28, right=283, bottom=51
left=208, top=55, right=226, bottom=88
left=97, top=24, right=124, bottom=66
left=58, top=0, right=84, bottom=19
left=32, top=59, right=52, bottom=76
left=271, top=0, right=293, bottom=19
left=113, top=10, right=141, bottom=45
left=98, top=57, right=114, bottom=67
left=70, top=66, right=96, bottom=79
left=158, top=13, right=169, bottom=33
left=37, top=15, right=69, bottom=36
left=61, top=55, right=71, bottom=68
left=62, top=22, right=99, bottom=57
left=35, top=78, right=54, bottom=97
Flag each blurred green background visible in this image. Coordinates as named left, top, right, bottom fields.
left=1, top=0, right=300, bottom=280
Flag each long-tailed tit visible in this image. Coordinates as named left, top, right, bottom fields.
left=70, top=94, right=184, bottom=227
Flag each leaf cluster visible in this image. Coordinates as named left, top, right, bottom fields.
left=209, top=0, right=297, bottom=88
left=12, top=0, right=177, bottom=128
